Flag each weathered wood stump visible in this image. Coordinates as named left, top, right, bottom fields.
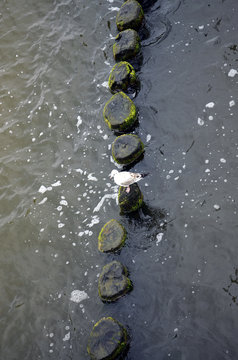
left=116, top=0, right=144, bottom=31
left=103, top=92, right=137, bottom=132
left=112, top=134, right=144, bottom=165
left=98, top=261, right=132, bottom=302
left=98, top=219, right=127, bottom=253
left=87, top=317, right=128, bottom=360
left=108, top=62, right=138, bottom=94
left=118, top=183, right=143, bottom=214
left=113, top=29, right=141, bottom=61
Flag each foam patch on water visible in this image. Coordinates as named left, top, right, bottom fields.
left=93, top=193, right=117, bottom=212
left=156, top=233, right=164, bottom=245
left=197, top=117, right=204, bottom=126
left=146, top=134, right=152, bottom=142
left=88, top=173, right=98, bottom=181
left=70, top=290, right=89, bottom=303
left=228, top=69, right=238, bottom=77
left=62, top=332, right=70, bottom=341
left=38, top=185, right=52, bottom=194
left=205, top=102, right=215, bottom=108
left=101, top=81, right=109, bottom=88
left=86, top=215, right=100, bottom=227
left=39, top=197, right=48, bottom=205
left=52, top=181, right=61, bottom=187
left=76, top=115, right=82, bottom=133
left=109, top=6, right=120, bottom=11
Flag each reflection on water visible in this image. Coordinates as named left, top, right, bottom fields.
left=1, top=0, right=238, bottom=359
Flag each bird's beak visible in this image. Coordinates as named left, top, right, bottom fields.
left=109, top=174, right=113, bottom=179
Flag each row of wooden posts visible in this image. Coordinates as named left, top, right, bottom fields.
left=87, top=1, right=152, bottom=359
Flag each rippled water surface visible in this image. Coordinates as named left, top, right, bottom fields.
left=1, top=0, right=238, bottom=359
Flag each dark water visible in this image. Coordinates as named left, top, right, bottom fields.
left=1, top=0, right=238, bottom=359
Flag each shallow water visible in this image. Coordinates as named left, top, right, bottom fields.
left=1, top=0, right=238, bottom=359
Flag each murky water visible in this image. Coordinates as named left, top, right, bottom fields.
left=1, top=0, right=238, bottom=358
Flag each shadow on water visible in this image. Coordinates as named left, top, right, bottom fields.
left=121, top=201, right=172, bottom=250
left=131, top=0, right=182, bottom=70
left=223, top=268, right=238, bottom=306
left=140, top=0, right=181, bottom=47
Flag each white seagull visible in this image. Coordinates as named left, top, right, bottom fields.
left=109, top=169, right=149, bottom=193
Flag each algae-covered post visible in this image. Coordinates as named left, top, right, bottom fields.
left=98, top=261, right=133, bottom=302
left=87, top=317, right=129, bottom=360
left=118, top=182, right=143, bottom=214
left=103, top=92, right=137, bottom=132
left=113, top=29, right=141, bottom=61
left=108, top=61, right=138, bottom=94
left=116, top=0, right=144, bottom=31
left=112, top=134, right=144, bottom=165
left=98, top=219, right=127, bottom=253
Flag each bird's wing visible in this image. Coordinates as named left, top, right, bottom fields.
left=115, top=172, right=141, bottom=186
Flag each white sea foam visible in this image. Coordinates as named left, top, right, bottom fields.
left=146, top=134, right=151, bottom=142
left=63, top=332, right=70, bottom=342
left=76, top=115, right=82, bottom=133
left=51, top=180, right=61, bottom=187
left=156, top=233, right=164, bottom=245
left=38, top=185, right=52, bottom=194
left=109, top=6, right=120, bottom=11
left=93, top=193, right=117, bottom=212
left=87, top=215, right=100, bottom=227
left=76, top=115, right=82, bottom=126
left=101, top=81, right=109, bottom=88
left=70, top=290, right=89, bottom=303
left=39, top=197, right=48, bottom=205
left=228, top=69, right=238, bottom=77
left=198, top=117, right=204, bottom=126
left=88, top=173, right=98, bottom=181
left=205, top=102, right=215, bottom=108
